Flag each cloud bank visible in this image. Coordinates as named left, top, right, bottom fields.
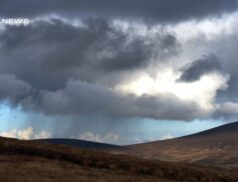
left=0, top=127, right=51, bottom=140
left=0, top=1, right=238, bottom=142
left=1, top=0, right=238, bottom=23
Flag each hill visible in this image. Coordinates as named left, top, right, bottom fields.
left=37, top=138, right=124, bottom=150
left=115, top=122, right=238, bottom=167
left=0, top=136, right=238, bottom=181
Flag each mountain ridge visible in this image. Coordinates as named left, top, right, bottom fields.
left=111, top=121, right=238, bottom=167
left=29, top=122, right=238, bottom=167
left=37, top=138, right=125, bottom=150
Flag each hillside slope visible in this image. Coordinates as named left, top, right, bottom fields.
left=116, top=122, right=238, bottom=167
left=37, top=138, right=124, bottom=150
left=0, top=136, right=238, bottom=182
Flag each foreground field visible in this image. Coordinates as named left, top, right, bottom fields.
left=0, top=137, right=238, bottom=182
left=0, top=155, right=170, bottom=182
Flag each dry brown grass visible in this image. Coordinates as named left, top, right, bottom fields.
left=118, top=122, right=238, bottom=167
left=0, top=137, right=238, bottom=182
left=0, top=155, right=169, bottom=182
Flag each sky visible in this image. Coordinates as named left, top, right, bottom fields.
left=0, top=0, right=238, bottom=145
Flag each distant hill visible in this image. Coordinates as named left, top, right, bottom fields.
left=0, top=136, right=238, bottom=182
left=37, top=138, right=124, bottom=150
left=185, top=121, right=238, bottom=137
left=113, top=122, right=238, bottom=167
left=36, top=122, right=238, bottom=167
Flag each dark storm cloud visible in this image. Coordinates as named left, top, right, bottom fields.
left=99, top=39, right=149, bottom=71
left=0, top=18, right=177, bottom=91
left=179, top=54, right=222, bottom=82
left=0, top=74, right=31, bottom=104
left=39, top=79, right=204, bottom=121
left=210, top=34, right=238, bottom=103
left=0, top=0, right=238, bottom=22
left=0, top=0, right=238, bottom=142
left=0, top=18, right=196, bottom=121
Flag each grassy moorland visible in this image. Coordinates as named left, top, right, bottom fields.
left=111, top=122, right=238, bottom=168
left=0, top=137, right=238, bottom=182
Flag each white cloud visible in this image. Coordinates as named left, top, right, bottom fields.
left=116, top=69, right=229, bottom=114
left=160, top=134, right=174, bottom=140
left=133, top=134, right=175, bottom=143
left=114, top=12, right=238, bottom=45
left=0, top=127, right=51, bottom=140
left=79, top=131, right=119, bottom=144
left=113, top=16, right=233, bottom=120
left=218, top=102, right=238, bottom=114
left=166, top=12, right=238, bottom=42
